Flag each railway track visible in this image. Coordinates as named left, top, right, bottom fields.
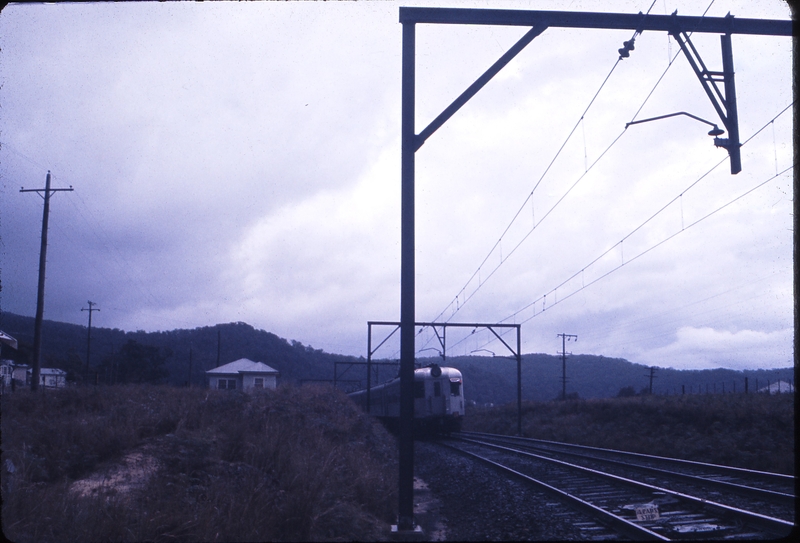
left=442, top=432, right=795, bottom=540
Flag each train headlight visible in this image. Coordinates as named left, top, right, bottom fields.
left=430, top=364, right=442, bottom=377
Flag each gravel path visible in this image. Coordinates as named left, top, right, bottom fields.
left=413, top=440, right=596, bottom=541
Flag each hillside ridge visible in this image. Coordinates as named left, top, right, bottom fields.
left=0, top=312, right=792, bottom=400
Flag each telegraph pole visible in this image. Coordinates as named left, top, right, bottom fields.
left=20, top=171, right=73, bottom=391
left=216, top=328, right=221, bottom=367
left=81, top=301, right=99, bottom=383
left=557, top=333, right=577, bottom=400
left=187, top=344, right=193, bottom=386
left=645, top=366, right=657, bottom=395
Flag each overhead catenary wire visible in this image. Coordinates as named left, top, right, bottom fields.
left=514, top=162, right=793, bottom=324
left=412, top=1, right=722, bottom=358
left=429, top=56, right=625, bottom=324
left=427, top=0, right=698, bottom=328
left=518, top=98, right=794, bottom=321
left=451, top=101, right=793, bottom=355
left=460, top=164, right=792, bottom=356
left=583, top=267, right=791, bottom=352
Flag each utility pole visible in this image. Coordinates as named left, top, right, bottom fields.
left=187, top=344, right=193, bottom=387
left=82, top=301, right=99, bottom=384
left=644, top=366, right=657, bottom=395
left=216, top=328, right=221, bottom=367
left=557, top=333, right=577, bottom=400
left=20, top=171, right=73, bottom=391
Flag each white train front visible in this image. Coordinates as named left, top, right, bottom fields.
left=348, top=364, right=464, bottom=434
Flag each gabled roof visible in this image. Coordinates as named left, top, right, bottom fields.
left=0, top=331, right=18, bottom=350
left=39, top=368, right=67, bottom=376
left=24, top=367, right=66, bottom=375
left=757, top=380, right=794, bottom=394
left=206, top=358, right=280, bottom=375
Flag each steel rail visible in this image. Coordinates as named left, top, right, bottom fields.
left=459, top=431, right=794, bottom=484
left=457, top=436, right=795, bottom=537
left=459, top=432, right=795, bottom=505
left=439, top=441, right=669, bottom=541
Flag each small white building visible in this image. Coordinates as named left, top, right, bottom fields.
left=13, top=364, right=30, bottom=384
left=0, top=331, right=19, bottom=390
left=757, top=380, right=794, bottom=394
left=1, top=361, right=14, bottom=388
left=1, top=362, right=30, bottom=390
left=206, top=358, right=280, bottom=392
left=28, top=367, right=68, bottom=389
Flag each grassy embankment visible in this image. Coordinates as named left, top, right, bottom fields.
left=1, top=385, right=398, bottom=542
left=464, top=392, right=795, bottom=475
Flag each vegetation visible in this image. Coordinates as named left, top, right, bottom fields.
left=1, top=384, right=398, bottom=542
left=0, top=313, right=365, bottom=388
left=97, top=339, right=171, bottom=384
left=1, top=312, right=791, bottom=401
left=464, top=392, right=795, bottom=474
left=450, top=353, right=793, bottom=404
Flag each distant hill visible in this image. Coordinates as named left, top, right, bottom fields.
left=447, top=353, right=794, bottom=404
left=0, top=312, right=792, bottom=400
left=0, top=312, right=362, bottom=387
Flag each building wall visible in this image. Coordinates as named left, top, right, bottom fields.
left=12, top=366, right=29, bottom=384
left=241, top=373, right=277, bottom=391
left=39, top=374, right=66, bottom=389
left=210, top=373, right=277, bottom=392
left=211, top=375, right=241, bottom=391
left=1, top=363, right=12, bottom=386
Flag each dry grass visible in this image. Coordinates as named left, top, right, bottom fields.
left=1, top=384, right=398, bottom=542
left=465, top=392, right=795, bottom=474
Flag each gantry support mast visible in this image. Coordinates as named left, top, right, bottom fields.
left=396, top=6, right=791, bottom=533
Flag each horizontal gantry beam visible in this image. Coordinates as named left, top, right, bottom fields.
left=369, top=320, right=520, bottom=329
left=399, top=7, right=793, bottom=37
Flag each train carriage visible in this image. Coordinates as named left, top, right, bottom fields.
left=349, top=364, right=464, bottom=434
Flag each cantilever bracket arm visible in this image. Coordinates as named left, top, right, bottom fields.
left=669, top=14, right=741, bottom=174
left=414, top=24, right=548, bottom=151
left=486, top=325, right=521, bottom=360
left=626, top=111, right=724, bottom=134
left=368, top=322, right=400, bottom=357
left=430, top=325, right=446, bottom=359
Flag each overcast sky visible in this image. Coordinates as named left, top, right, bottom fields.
left=0, top=0, right=793, bottom=371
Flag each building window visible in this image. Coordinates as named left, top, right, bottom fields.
left=218, top=379, right=236, bottom=390
left=254, top=378, right=264, bottom=388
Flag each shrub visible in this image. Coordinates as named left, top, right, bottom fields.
left=1, top=384, right=398, bottom=542
left=464, top=393, right=794, bottom=474
left=617, top=386, right=636, bottom=397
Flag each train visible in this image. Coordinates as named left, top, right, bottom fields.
left=348, top=364, right=464, bottom=434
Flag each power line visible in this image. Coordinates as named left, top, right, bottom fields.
left=82, top=301, right=100, bottom=383
left=513, top=162, right=793, bottom=327
left=457, top=120, right=792, bottom=357
left=3, top=146, right=198, bottom=330
left=20, top=171, right=74, bottom=392
left=581, top=265, right=790, bottom=350
left=557, top=333, right=578, bottom=400
left=428, top=0, right=709, bottom=328
left=428, top=46, right=627, bottom=326
left=479, top=100, right=794, bottom=330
